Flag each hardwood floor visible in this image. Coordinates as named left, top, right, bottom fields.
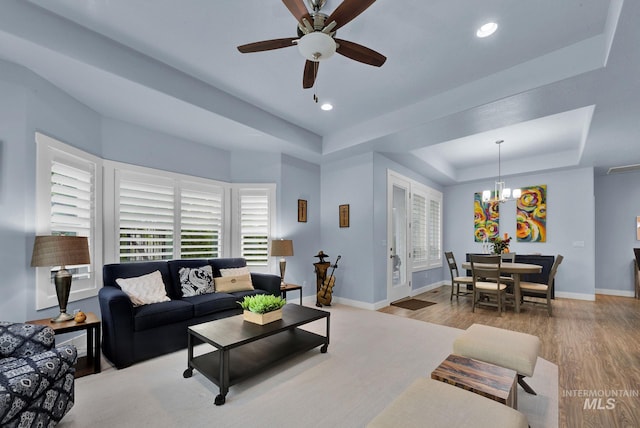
left=378, top=286, right=640, bottom=428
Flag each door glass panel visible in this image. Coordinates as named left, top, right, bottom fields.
left=392, top=185, right=407, bottom=286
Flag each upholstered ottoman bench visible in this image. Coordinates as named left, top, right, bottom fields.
left=367, top=378, right=528, bottom=428
left=453, top=323, right=541, bottom=395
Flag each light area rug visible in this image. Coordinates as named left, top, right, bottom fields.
left=59, top=305, right=557, bottom=428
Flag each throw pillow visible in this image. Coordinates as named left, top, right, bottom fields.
left=115, top=270, right=171, bottom=307
left=179, top=265, right=215, bottom=297
left=219, top=266, right=251, bottom=277
left=214, top=273, right=254, bottom=293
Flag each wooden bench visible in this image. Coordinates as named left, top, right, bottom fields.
left=453, top=323, right=540, bottom=394
left=367, top=378, right=528, bottom=428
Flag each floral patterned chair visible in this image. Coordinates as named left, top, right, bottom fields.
left=0, top=322, right=77, bottom=427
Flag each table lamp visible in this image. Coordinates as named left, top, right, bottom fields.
left=270, top=239, right=294, bottom=286
left=31, top=235, right=90, bottom=322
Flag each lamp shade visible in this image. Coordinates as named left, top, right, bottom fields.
left=297, top=32, right=336, bottom=61
left=270, top=239, right=294, bottom=257
left=31, top=235, right=90, bottom=267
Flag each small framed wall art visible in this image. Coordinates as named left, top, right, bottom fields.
left=298, top=199, right=307, bottom=222
left=339, top=204, right=350, bottom=228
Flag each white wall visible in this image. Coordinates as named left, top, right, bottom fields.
left=595, top=169, right=640, bottom=295
left=444, top=167, right=596, bottom=300
left=321, top=153, right=375, bottom=304
left=279, top=155, right=321, bottom=297
left=103, top=117, right=231, bottom=181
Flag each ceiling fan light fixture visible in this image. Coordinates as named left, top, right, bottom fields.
left=321, top=103, right=333, bottom=111
left=297, top=31, right=336, bottom=61
left=476, top=22, right=498, bottom=38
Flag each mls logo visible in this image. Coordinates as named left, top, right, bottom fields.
left=584, top=398, right=615, bottom=410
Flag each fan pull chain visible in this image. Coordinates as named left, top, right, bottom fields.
left=313, top=61, right=319, bottom=103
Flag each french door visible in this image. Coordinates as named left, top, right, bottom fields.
left=387, top=171, right=411, bottom=302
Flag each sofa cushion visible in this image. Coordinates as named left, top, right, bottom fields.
left=0, top=322, right=54, bottom=358
left=453, top=323, right=540, bottom=377
left=0, top=345, right=77, bottom=426
left=209, top=258, right=247, bottom=277
left=116, top=270, right=171, bottom=307
left=367, top=378, right=528, bottom=428
left=182, top=293, right=240, bottom=317
left=104, top=261, right=172, bottom=293
left=220, top=266, right=251, bottom=277
left=133, top=299, right=193, bottom=331
left=214, top=274, right=254, bottom=293
left=179, top=265, right=215, bottom=297
left=168, top=259, right=216, bottom=298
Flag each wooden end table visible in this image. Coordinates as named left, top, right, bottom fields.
left=281, top=283, right=303, bottom=305
left=431, top=354, right=517, bottom=409
left=27, top=312, right=101, bottom=378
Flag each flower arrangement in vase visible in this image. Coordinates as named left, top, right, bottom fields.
left=491, top=233, right=512, bottom=254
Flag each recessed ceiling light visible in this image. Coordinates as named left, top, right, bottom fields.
left=476, top=22, right=498, bottom=38
left=321, top=103, right=333, bottom=111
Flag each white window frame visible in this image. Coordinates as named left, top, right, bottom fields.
left=34, top=132, right=103, bottom=310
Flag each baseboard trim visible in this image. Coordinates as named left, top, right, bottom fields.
left=595, top=288, right=635, bottom=297
left=555, top=291, right=596, bottom=301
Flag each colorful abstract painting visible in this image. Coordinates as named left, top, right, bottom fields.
left=474, top=192, right=500, bottom=242
left=516, top=184, right=547, bottom=242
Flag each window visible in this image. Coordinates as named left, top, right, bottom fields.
left=412, top=193, right=428, bottom=263
left=104, top=161, right=273, bottom=266
left=35, top=133, right=102, bottom=309
left=427, top=195, right=442, bottom=266
left=117, top=171, right=175, bottom=262
left=233, top=186, right=276, bottom=268
left=411, top=183, right=443, bottom=270
left=180, top=182, right=224, bottom=259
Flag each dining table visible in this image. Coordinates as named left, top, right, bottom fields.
left=461, top=261, right=543, bottom=313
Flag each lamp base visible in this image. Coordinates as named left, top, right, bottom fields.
left=51, top=312, right=74, bottom=323
left=53, top=268, right=73, bottom=323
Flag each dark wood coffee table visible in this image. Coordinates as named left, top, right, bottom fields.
left=431, top=354, right=518, bottom=408
left=183, top=304, right=330, bottom=405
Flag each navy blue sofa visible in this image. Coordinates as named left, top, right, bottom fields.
left=99, top=258, right=281, bottom=368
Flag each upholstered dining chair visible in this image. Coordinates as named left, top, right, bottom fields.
left=519, top=254, right=563, bottom=316
left=445, top=251, right=473, bottom=301
left=470, top=254, right=508, bottom=316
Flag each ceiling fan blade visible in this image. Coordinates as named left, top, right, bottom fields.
left=327, top=0, right=377, bottom=30
left=303, top=60, right=319, bottom=89
left=282, top=0, right=312, bottom=26
left=335, top=39, right=386, bottom=66
left=237, top=38, right=298, bottom=53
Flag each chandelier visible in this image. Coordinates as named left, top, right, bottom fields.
left=482, top=140, right=521, bottom=203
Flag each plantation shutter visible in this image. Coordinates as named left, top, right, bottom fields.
left=412, top=193, right=428, bottom=263
left=239, top=189, right=269, bottom=266
left=50, top=160, right=93, bottom=279
left=118, top=174, right=174, bottom=262
left=180, top=185, right=223, bottom=258
left=427, top=196, right=442, bottom=265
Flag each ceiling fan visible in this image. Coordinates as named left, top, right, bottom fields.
left=237, top=0, right=386, bottom=89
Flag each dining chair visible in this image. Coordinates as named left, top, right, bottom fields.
left=444, top=251, right=473, bottom=301
left=470, top=254, right=508, bottom=316
left=498, top=253, right=516, bottom=287
left=519, top=254, right=563, bottom=316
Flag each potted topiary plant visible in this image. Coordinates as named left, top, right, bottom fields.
left=239, top=294, right=287, bottom=325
